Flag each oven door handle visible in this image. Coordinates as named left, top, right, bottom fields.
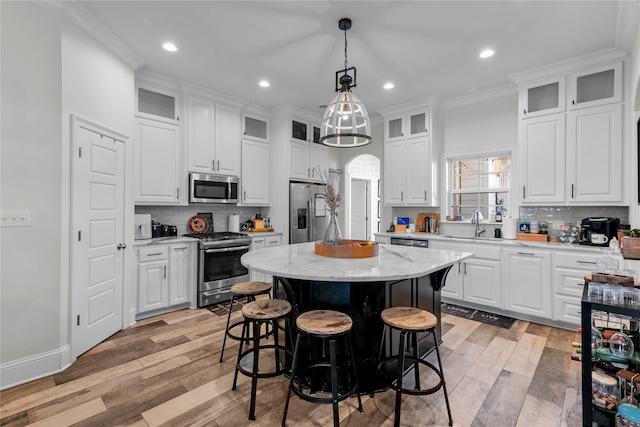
left=204, top=245, right=251, bottom=254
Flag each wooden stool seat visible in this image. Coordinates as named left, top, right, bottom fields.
left=231, top=281, right=272, bottom=296
left=242, top=299, right=291, bottom=320
left=296, top=310, right=353, bottom=335
left=381, top=307, right=437, bottom=331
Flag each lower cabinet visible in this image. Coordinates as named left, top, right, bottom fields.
left=502, top=248, right=552, bottom=319
left=136, top=242, right=195, bottom=316
left=552, top=251, right=600, bottom=325
left=249, top=234, right=282, bottom=283
left=430, top=241, right=502, bottom=309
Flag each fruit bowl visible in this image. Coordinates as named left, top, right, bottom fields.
left=314, top=240, right=379, bottom=258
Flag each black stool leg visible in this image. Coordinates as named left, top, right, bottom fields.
left=248, top=320, right=261, bottom=420
left=219, top=294, right=237, bottom=363
left=346, top=334, right=364, bottom=413
left=433, top=329, right=453, bottom=426
left=329, top=338, right=340, bottom=427
left=273, top=319, right=281, bottom=370
left=282, top=333, right=302, bottom=427
left=232, top=319, right=248, bottom=390
left=394, top=330, right=406, bottom=427
left=412, top=332, right=420, bottom=390
left=372, top=327, right=387, bottom=397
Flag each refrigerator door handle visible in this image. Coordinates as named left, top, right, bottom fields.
left=307, top=199, right=312, bottom=242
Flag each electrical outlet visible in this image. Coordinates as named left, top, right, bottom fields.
left=1, top=210, right=31, bottom=227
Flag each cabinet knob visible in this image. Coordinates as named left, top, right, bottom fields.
left=523, top=109, right=527, bottom=115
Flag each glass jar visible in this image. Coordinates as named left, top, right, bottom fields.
left=593, top=371, right=621, bottom=411
left=617, top=404, right=640, bottom=427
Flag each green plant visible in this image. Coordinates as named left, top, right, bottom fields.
left=629, top=229, right=640, bottom=238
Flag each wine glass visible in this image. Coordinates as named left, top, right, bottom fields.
left=610, top=317, right=634, bottom=359
left=592, top=316, right=604, bottom=351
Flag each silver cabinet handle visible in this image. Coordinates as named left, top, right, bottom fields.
left=163, top=265, right=167, bottom=278
left=424, top=191, right=427, bottom=201
left=212, top=160, right=215, bottom=170
left=523, top=185, right=525, bottom=199
left=401, top=191, right=404, bottom=201
left=517, top=252, right=535, bottom=256
left=571, top=184, right=575, bottom=198
left=243, top=190, right=247, bottom=201
left=146, top=252, right=162, bottom=256
left=307, top=168, right=310, bottom=177
left=217, top=160, right=220, bottom=171
left=176, top=187, right=179, bottom=199
left=463, top=262, right=467, bottom=275
left=577, top=261, right=597, bottom=265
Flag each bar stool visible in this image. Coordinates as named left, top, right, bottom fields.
left=282, top=310, right=363, bottom=427
left=377, top=306, right=452, bottom=427
left=219, top=281, right=272, bottom=363
left=232, top=298, right=293, bottom=420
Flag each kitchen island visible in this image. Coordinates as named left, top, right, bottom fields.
left=241, top=242, right=472, bottom=393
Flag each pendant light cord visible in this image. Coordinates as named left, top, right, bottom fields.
left=344, top=28, right=348, bottom=70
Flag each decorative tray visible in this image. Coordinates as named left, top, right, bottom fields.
left=314, top=240, right=378, bottom=258
left=247, top=228, right=275, bottom=232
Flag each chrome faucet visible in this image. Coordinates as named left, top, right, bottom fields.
left=471, top=210, right=486, bottom=237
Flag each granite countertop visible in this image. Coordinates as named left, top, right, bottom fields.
left=240, top=241, right=473, bottom=282
left=375, top=232, right=608, bottom=253
left=244, top=231, right=283, bottom=237
left=133, top=236, right=199, bottom=246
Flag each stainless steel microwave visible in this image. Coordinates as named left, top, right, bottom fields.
left=189, top=174, right=239, bottom=203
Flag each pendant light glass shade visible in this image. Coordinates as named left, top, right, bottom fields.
left=320, top=90, right=372, bottom=147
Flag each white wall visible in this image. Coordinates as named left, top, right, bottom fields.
left=629, top=14, right=640, bottom=228
left=0, top=1, right=134, bottom=387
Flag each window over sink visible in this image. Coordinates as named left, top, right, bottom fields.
left=445, top=150, right=512, bottom=221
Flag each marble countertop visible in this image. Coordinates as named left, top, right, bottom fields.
left=244, top=231, right=283, bottom=237
left=241, top=242, right=473, bottom=282
left=133, top=236, right=199, bottom=246
left=375, top=232, right=608, bottom=253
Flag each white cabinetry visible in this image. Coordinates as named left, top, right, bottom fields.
left=517, top=59, right=624, bottom=205
left=241, top=139, right=270, bottom=206
left=249, top=234, right=282, bottom=283
left=552, top=251, right=599, bottom=326
left=186, top=94, right=240, bottom=176
left=242, top=113, right=269, bottom=143
left=502, top=248, right=552, bottom=319
left=380, top=101, right=439, bottom=207
left=134, top=117, right=183, bottom=205
left=430, top=241, right=502, bottom=309
left=136, top=81, right=180, bottom=124
left=288, top=116, right=327, bottom=182
left=136, top=242, right=195, bottom=317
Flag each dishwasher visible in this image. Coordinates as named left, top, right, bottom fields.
left=390, top=238, right=428, bottom=248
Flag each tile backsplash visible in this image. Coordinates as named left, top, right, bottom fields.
left=135, top=205, right=263, bottom=235
left=519, top=206, right=630, bottom=230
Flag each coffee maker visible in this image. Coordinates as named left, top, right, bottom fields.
left=579, top=217, right=620, bottom=247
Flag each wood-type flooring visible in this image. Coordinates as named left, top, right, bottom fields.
left=0, top=304, right=582, bottom=426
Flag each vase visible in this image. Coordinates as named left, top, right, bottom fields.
left=323, top=211, right=343, bottom=246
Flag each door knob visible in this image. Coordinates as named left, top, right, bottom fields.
left=117, top=243, right=126, bottom=250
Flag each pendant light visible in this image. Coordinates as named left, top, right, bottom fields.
left=320, top=18, right=372, bottom=148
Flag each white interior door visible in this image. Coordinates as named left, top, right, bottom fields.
left=71, top=117, right=126, bottom=358
left=350, top=178, right=368, bottom=240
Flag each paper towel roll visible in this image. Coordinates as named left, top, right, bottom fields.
left=502, top=217, right=518, bottom=240
left=229, top=214, right=240, bottom=233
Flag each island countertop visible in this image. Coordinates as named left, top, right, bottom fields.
left=241, top=241, right=473, bottom=282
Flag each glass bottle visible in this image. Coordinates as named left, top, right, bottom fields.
left=323, top=210, right=343, bottom=246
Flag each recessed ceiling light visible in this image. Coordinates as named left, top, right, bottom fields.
left=259, top=80, right=270, bottom=88
left=479, top=49, right=494, bottom=59
left=162, top=43, right=177, bottom=52
left=383, top=82, right=394, bottom=90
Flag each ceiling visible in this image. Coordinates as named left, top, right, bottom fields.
left=75, top=1, right=638, bottom=117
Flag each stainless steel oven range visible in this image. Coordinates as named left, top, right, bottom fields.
left=184, top=231, right=252, bottom=307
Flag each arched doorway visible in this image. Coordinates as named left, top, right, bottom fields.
left=345, top=155, right=381, bottom=240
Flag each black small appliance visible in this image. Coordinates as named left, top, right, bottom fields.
left=579, top=217, right=620, bottom=247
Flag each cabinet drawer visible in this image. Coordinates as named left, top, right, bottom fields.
left=554, top=252, right=599, bottom=270
left=265, top=236, right=282, bottom=247
left=553, top=294, right=581, bottom=325
left=137, top=246, right=169, bottom=261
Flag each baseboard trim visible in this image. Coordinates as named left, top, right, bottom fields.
left=1, top=345, right=72, bottom=390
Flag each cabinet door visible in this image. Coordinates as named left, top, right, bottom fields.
left=408, top=110, right=429, bottom=138
left=441, top=261, right=464, bottom=302
left=136, top=83, right=180, bottom=124
left=137, top=260, right=168, bottom=313
left=385, top=115, right=404, bottom=141
left=569, top=62, right=622, bottom=110
left=520, top=114, right=565, bottom=204
left=503, top=249, right=552, bottom=318
left=265, top=235, right=282, bottom=247
left=552, top=252, right=597, bottom=325
left=566, top=103, right=622, bottom=204
left=464, top=258, right=502, bottom=309
left=134, top=118, right=183, bottom=204
left=310, top=123, right=321, bottom=144
left=241, top=139, right=270, bottom=206
left=290, top=119, right=309, bottom=143
left=289, top=140, right=310, bottom=180
left=406, top=137, right=430, bottom=205
left=169, top=245, right=191, bottom=306
left=242, top=114, right=269, bottom=142
left=383, top=140, right=405, bottom=205
left=309, top=144, right=328, bottom=182
left=187, top=96, right=215, bottom=174
left=520, top=76, right=566, bottom=118
left=249, top=237, right=266, bottom=282
left=215, top=103, right=241, bottom=176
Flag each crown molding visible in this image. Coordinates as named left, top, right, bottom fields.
left=61, top=1, right=146, bottom=70
left=442, top=85, right=517, bottom=110
left=616, top=0, right=640, bottom=54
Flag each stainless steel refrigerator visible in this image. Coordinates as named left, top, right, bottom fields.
left=289, top=182, right=329, bottom=244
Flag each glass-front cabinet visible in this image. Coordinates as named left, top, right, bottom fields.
left=136, top=82, right=180, bottom=124
left=568, top=62, right=622, bottom=110
left=520, top=76, right=566, bottom=119
left=242, top=114, right=269, bottom=142
left=290, top=119, right=309, bottom=143
left=386, top=115, right=404, bottom=141
left=408, top=110, right=429, bottom=138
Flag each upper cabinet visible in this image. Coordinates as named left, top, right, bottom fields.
left=379, top=100, right=440, bottom=207
left=515, top=57, right=626, bottom=206
left=520, top=76, right=566, bottom=119
left=186, top=93, right=241, bottom=176
left=241, top=138, right=270, bottom=206
left=568, top=62, right=622, bottom=110
left=287, top=115, right=327, bottom=182
left=136, top=82, right=180, bottom=125
left=242, top=113, right=269, bottom=143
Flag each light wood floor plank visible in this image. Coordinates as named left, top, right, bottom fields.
left=465, top=336, right=517, bottom=386
left=503, top=332, right=547, bottom=378
left=471, top=370, right=531, bottom=427
left=28, top=397, right=107, bottom=427
left=515, top=393, right=563, bottom=427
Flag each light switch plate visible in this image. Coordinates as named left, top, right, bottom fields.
left=1, top=210, right=31, bottom=227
